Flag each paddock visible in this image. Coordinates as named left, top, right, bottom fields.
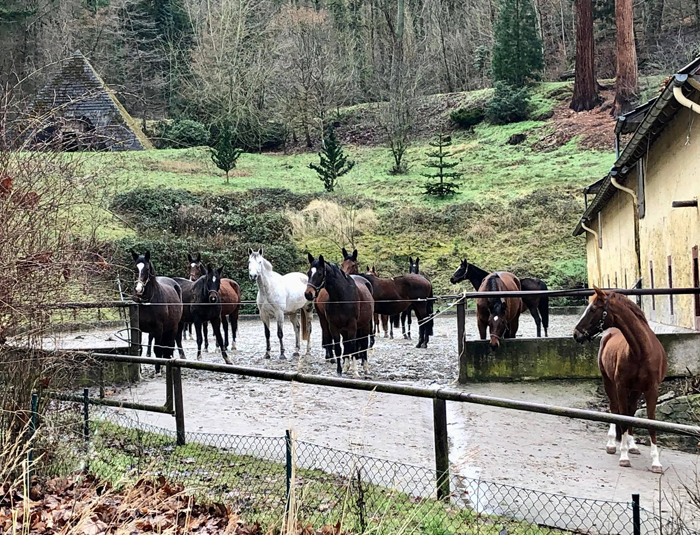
left=44, top=311, right=700, bottom=524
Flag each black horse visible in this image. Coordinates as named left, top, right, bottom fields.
left=450, top=258, right=549, bottom=337
left=132, top=251, right=183, bottom=373
left=173, top=266, right=231, bottom=364
left=399, top=256, right=427, bottom=339
left=305, top=254, right=374, bottom=377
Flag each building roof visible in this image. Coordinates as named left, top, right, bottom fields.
left=573, top=56, right=700, bottom=236
left=24, top=50, right=153, bottom=151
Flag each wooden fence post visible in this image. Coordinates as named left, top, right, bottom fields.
left=433, top=398, right=450, bottom=500
left=128, top=304, right=141, bottom=382
left=172, top=366, right=186, bottom=446
left=165, top=364, right=174, bottom=414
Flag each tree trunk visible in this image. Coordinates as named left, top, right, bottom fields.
left=571, top=0, right=599, bottom=111
left=613, top=0, right=638, bottom=116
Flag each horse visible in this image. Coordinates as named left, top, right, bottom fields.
left=341, top=248, right=434, bottom=348
left=450, top=258, right=549, bottom=337
left=399, top=256, right=428, bottom=339
left=173, top=266, right=231, bottom=364
left=248, top=249, right=312, bottom=359
left=365, top=265, right=391, bottom=339
left=476, top=272, right=522, bottom=351
left=188, top=254, right=241, bottom=350
left=574, top=287, right=667, bottom=473
left=305, top=254, right=374, bottom=376
left=131, top=251, right=183, bottom=374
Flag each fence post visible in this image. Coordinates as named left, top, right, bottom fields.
left=285, top=429, right=293, bottom=516
left=632, top=493, right=641, bottom=535
left=433, top=398, right=450, bottom=500
left=28, top=392, right=38, bottom=477
left=165, top=364, right=174, bottom=414
left=172, top=365, right=186, bottom=446
left=456, top=297, right=466, bottom=381
left=83, top=388, right=90, bottom=469
left=128, top=304, right=141, bottom=382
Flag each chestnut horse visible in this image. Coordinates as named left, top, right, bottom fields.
left=341, top=248, right=434, bottom=348
left=574, top=287, right=667, bottom=473
left=305, top=254, right=374, bottom=376
left=188, top=254, right=241, bottom=350
left=476, top=272, right=522, bottom=350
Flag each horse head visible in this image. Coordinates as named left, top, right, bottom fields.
left=574, top=286, right=613, bottom=343
left=409, top=257, right=420, bottom=274
left=366, top=265, right=378, bottom=276
left=305, top=253, right=327, bottom=301
left=188, top=252, right=206, bottom=281
left=341, top=247, right=358, bottom=275
left=450, top=259, right=470, bottom=284
left=205, top=265, right=223, bottom=303
left=488, top=299, right=508, bottom=350
left=131, top=250, right=154, bottom=298
left=248, top=248, right=266, bottom=281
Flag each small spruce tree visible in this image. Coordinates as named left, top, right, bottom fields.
left=422, top=131, right=461, bottom=198
left=491, top=0, right=543, bottom=88
left=309, top=125, right=355, bottom=192
left=210, top=125, right=243, bottom=184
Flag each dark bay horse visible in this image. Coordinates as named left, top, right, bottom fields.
left=305, top=254, right=374, bottom=376
left=450, top=258, right=549, bottom=337
left=188, top=254, right=241, bottom=350
left=173, top=266, right=230, bottom=364
left=476, top=272, right=522, bottom=350
left=366, top=265, right=391, bottom=339
left=131, top=251, right=183, bottom=373
left=400, top=256, right=427, bottom=339
left=574, top=287, right=667, bottom=473
left=341, top=248, right=434, bottom=348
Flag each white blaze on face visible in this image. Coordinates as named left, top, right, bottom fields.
left=248, top=255, right=258, bottom=278
left=579, top=302, right=592, bottom=322
left=311, top=267, right=317, bottom=276
left=212, top=276, right=217, bottom=282
left=191, top=263, right=196, bottom=269
left=493, top=316, right=499, bottom=322
left=136, top=262, right=145, bottom=293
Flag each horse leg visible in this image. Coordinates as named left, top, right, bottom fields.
left=145, top=334, right=153, bottom=358
left=290, top=312, right=301, bottom=358
left=626, top=391, right=641, bottom=455
left=602, top=375, right=619, bottom=454
left=222, top=315, right=229, bottom=349
left=211, top=317, right=230, bottom=364
left=319, top=310, right=333, bottom=361
left=230, top=311, right=239, bottom=351
left=401, top=311, right=408, bottom=339
left=277, top=313, right=286, bottom=359
left=263, top=317, right=272, bottom=359
left=529, top=305, right=542, bottom=338
left=203, top=321, right=210, bottom=352
left=176, top=322, right=186, bottom=359
left=616, top=388, right=632, bottom=467
left=195, top=321, right=204, bottom=361
left=477, top=317, right=488, bottom=340
left=153, top=336, right=163, bottom=375
left=645, top=387, right=663, bottom=473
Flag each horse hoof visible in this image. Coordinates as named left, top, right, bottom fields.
left=196, top=354, right=202, bottom=361
left=231, top=344, right=237, bottom=351
left=264, top=353, right=271, bottom=359
left=619, top=459, right=631, bottom=468
left=280, top=354, right=286, bottom=360
left=629, top=447, right=641, bottom=455
left=606, top=446, right=617, bottom=455
left=652, top=465, right=663, bottom=474
left=403, top=334, right=408, bottom=340
left=292, top=352, right=300, bottom=358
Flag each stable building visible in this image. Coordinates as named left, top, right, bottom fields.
left=574, top=56, right=700, bottom=330
left=23, top=50, right=153, bottom=151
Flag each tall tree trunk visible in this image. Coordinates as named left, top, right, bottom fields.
left=613, top=0, right=638, bottom=116
left=571, top=0, right=599, bottom=111
left=645, top=0, right=664, bottom=43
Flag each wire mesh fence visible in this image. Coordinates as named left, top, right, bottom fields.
left=29, top=399, right=696, bottom=535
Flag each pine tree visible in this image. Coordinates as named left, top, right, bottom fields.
left=422, top=131, right=461, bottom=198
left=210, top=125, right=243, bottom=184
left=491, top=0, right=544, bottom=88
left=309, top=125, right=355, bottom=192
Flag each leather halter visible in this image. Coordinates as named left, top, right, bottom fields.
left=586, top=292, right=613, bottom=339
left=307, top=265, right=327, bottom=297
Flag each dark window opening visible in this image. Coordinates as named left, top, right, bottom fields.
left=650, top=260, right=655, bottom=310
left=598, top=213, right=603, bottom=249
left=637, top=159, right=646, bottom=219
left=668, top=256, right=674, bottom=316
left=694, top=247, right=700, bottom=320
left=614, top=272, right=618, bottom=288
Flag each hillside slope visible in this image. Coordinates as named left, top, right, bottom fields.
left=100, top=82, right=619, bottom=298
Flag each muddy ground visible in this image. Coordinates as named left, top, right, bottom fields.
left=50, top=312, right=700, bottom=524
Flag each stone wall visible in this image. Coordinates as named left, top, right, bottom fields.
left=635, top=394, right=700, bottom=453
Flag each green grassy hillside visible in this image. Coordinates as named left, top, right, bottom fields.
left=97, top=82, right=617, bottom=297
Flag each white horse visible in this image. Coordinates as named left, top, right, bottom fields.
left=248, top=249, right=313, bottom=359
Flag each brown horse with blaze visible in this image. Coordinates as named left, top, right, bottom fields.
left=574, top=286, right=667, bottom=473
left=476, top=272, right=522, bottom=350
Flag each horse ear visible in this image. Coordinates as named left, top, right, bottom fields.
left=248, top=247, right=253, bottom=256
left=259, top=248, right=264, bottom=257
left=196, top=252, right=201, bottom=262
left=307, top=253, right=314, bottom=264
left=342, top=247, right=348, bottom=259
left=187, top=253, right=193, bottom=263
left=352, top=249, right=358, bottom=261
left=319, top=254, right=325, bottom=265
left=206, top=263, right=213, bottom=272
left=218, top=266, right=224, bottom=276
left=416, top=257, right=420, bottom=264
left=131, top=250, right=139, bottom=261
left=366, top=265, right=370, bottom=271
left=593, top=285, right=607, bottom=300
left=409, top=257, right=413, bottom=263
left=145, top=251, right=150, bottom=262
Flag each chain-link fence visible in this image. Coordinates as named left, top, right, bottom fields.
left=30, top=399, right=696, bottom=535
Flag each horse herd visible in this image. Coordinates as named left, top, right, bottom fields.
left=132, top=248, right=553, bottom=376
left=132, top=249, right=669, bottom=473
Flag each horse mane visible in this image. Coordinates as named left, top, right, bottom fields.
left=469, top=263, right=490, bottom=280
left=611, top=292, right=647, bottom=323
left=260, top=256, right=273, bottom=272
left=487, top=274, right=501, bottom=292
left=328, top=263, right=349, bottom=280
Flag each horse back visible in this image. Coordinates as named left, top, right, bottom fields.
left=392, top=274, right=432, bottom=299
left=352, top=276, right=374, bottom=329
left=220, top=278, right=241, bottom=316
left=151, top=277, right=183, bottom=332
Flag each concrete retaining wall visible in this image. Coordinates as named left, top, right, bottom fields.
left=459, top=333, right=700, bottom=382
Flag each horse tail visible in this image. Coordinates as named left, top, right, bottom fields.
left=538, top=281, right=550, bottom=334
left=301, top=303, right=312, bottom=342
left=426, top=288, right=434, bottom=336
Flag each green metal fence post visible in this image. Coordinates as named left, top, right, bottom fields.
left=433, top=398, right=450, bottom=500
left=285, top=429, right=293, bottom=516
left=83, top=388, right=90, bottom=469
left=172, top=366, right=186, bottom=446
left=632, top=493, right=640, bottom=535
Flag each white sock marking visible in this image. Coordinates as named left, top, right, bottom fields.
left=619, top=431, right=630, bottom=464
left=651, top=443, right=662, bottom=469
left=606, top=424, right=617, bottom=451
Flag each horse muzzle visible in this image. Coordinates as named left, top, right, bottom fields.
left=489, top=335, right=500, bottom=351
left=573, top=328, right=590, bottom=344
left=304, top=288, right=316, bottom=302
left=449, top=276, right=457, bottom=284
left=208, top=292, right=219, bottom=303
left=249, top=273, right=258, bottom=282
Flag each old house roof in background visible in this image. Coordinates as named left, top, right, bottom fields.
left=573, top=56, right=700, bottom=236
left=24, top=50, right=153, bottom=151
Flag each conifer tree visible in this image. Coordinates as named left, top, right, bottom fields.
left=309, top=125, right=355, bottom=192
left=423, top=131, right=461, bottom=198
left=210, top=125, right=243, bottom=184
left=491, top=0, right=543, bottom=87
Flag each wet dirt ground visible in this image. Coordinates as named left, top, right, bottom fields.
left=53, top=312, right=700, bottom=522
